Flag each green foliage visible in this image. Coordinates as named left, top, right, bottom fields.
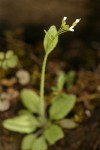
left=3, top=17, right=80, bottom=150
left=51, top=71, right=66, bottom=95
left=57, top=119, right=78, bottom=129
left=21, top=134, right=36, bottom=150
left=52, top=70, right=76, bottom=95
left=20, top=89, right=40, bottom=114
left=0, top=50, right=18, bottom=69
left=44, top=26, right=58, bottom=54
left=44, top=124, right=64, bottom=145
left=3, top=114, right=39, bottom=133
left=66, top=70, right=76, bottom=89
left=22, top=135, right=47, bottom=150
left=49, top=93, right=76, bottom=120
left=0, top=52, right=5, bottom=60
left=56, top=71, right=66, bottom=91
left=32, top=136, right=47, bottom=150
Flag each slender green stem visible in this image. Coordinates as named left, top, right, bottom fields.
left=40, top=52, right=48, bottom=117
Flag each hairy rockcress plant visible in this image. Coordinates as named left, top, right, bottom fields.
left=3, top=17, right=80, bottom=150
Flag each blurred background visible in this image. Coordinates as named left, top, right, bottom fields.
left=0, top=0, right=100, bottom=69
left=0, top=1, right=100, bottom=150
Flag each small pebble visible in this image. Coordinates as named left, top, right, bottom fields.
left=85, top=109, right=91, bottom=117
left=16, top=69, right=30, bottom=85
left=97, top=85, right=100, bottom=92
left=0, top=99, right=10, bottom=111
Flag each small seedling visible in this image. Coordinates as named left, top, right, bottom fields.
left=66, top=70, right=76, bottom=89
left=51, top=71, right=66, bottom=95
left=52, top=70, right=76, bottom=95
left=3, top=17, right=80, bottom=150
left=0, top=50, right=18, bottom=69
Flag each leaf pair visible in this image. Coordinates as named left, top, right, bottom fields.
left=2, top=89, right=44, bottom=134
left=22, top=135, right=47, bottom=150
left=21, top=124, right=64, bottom=150
left=52, top=70, right=75, bottom=94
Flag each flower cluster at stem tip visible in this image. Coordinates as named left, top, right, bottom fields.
left=58, top=17, right=81, bottom=35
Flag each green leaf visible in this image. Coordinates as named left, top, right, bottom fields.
left=20, top=89, right=40, bottom=114
left=2, top=60, right=8, bottom=69
left=3, top=114, right=38, bottom=133
left=6, top=50, right=14, bottom=59
left=44, top=124, right=64, bottom=145
left=66, top=70, right=75, bottom=89
left=7, top=55, right=18, bottom=68
left=44, top=25, right=58, bottom=54
left=49, top=93, right=76, bottom=120
left=0, top=52, right=5, bottom=60
left=32, top=136, right=48, bottom=150
left=0, top=99, right=10, bottom=112
left=57, top=119, right=78, bottom=129
left=21, top=134, right=36, bottom=150
left=57, top=71, right=66, bottom=91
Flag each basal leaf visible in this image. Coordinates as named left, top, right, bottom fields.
left=44, top=25, right=58, bottom=54
left=3, top=114, right=38, bottom=133
left=32, top=136, right=48, bottom=150
left=21, top=134, right=36, bottom=150
left=44, top=124, right=64, bottom=145
left=20, top=89, right=40, bottom=114
left=57, top=119, right=78, bottom=129
left=49, top=93, right=76, bottom=120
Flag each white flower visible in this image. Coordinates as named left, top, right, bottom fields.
left=75, top=19, right=80, bottom=23
left=63, top=17, right=67, bottom=21
left=69, top=26, right=74, bottom=32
